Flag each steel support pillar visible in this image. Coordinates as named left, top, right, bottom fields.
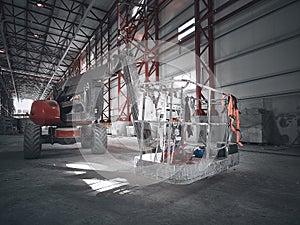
left=116, top=1, right=130, bottom=121
left=101, top=80, right=111, bottom=123
left=154, top=0, right=159, bottom=82
left=144, top=0, right=150, bottom=82
left=94, top=32, right=99, bottom=67
left=101, top=19, right=113, bottom=123
left=79, top=54, right=83, bottom=74
left=100, top=25, right=104, bottom=66
left=207, top=0, right=218, bottom=115
left=117, top=73, right=130, bottom=121
left=194, top=0, right=206, bottom=115
left=194, top=0, right=217, bottom=115
left=1, top=91, right=5, bottom=116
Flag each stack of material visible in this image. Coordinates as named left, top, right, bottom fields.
left=239, top=98, right=288, bottom=145
left=239, top=98, right=264, bottom=144
left=18, top=118, right=29, bottom=134
left=240, top=107, right=266, bottom=144
left=0, top=116, right=14, bottom=135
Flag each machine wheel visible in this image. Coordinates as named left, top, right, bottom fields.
left=24, top=121, right=41, bottom=159
left=81, top=125, right=92, bottom=148
left=91, top=123, right=107, bottom=154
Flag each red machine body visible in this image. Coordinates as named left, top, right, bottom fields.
left=29, top=100, right=61, bottom=126
left=54, top=127, right=81, bottom=139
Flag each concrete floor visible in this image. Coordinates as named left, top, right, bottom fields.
left=0, top=135, right=299, bottom=225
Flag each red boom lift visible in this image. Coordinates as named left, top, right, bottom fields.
left=23, top=57, right=122, bottom=159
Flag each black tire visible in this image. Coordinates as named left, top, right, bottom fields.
left=24, top=121, right=41, bottom=159
left=91, top=124, right=107, bottom=154
left=81, top=125, right=92, bottom=148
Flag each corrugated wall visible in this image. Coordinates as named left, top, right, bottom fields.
left=214, top=0, right=300, bottom=145
left=215, top=0, right=300, bottom=98
left=157, top=0, right=300, bottom=144
left=109, top=0, right=300, bottom=144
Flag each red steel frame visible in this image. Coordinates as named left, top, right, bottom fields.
left=116, top=1, right=130, bottom=121
left=101, top=19, right=112, bottom=123
left=63, top=0, right=262, bottom=122
left=115, top=0, right=160, bottom=122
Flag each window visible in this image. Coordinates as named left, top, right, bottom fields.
left=178, top=18, right=195, bottom=41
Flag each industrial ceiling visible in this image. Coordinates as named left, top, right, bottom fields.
left=0, top=0, right=115, bottom=100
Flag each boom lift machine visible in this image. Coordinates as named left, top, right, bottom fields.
left=23, top=57, right=122, bottom=159
left=24, top=54, right=242, bottom=185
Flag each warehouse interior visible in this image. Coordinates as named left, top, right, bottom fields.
left=0, top=0, right=299, bottom=224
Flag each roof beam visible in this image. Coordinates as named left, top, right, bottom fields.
left=0, top=67, right=59, bottom=80
left=3, top=2, right=99, bottom=31
left=40, top=0, right=97, bottom=99
left=64, top=1, right=118, bottom=78
left=5, top=20, right=89, bottom=43
left=0, top=13, right=18, bottom=99
left=36, top=0, right=56, bottom=74
left=10, top=52, right=69, bottom=67
left=7, top=34, right=79, bottom=55
left=71, top=0, right=108, bottom=13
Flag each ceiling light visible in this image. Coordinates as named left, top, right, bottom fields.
left=34, top=33, right=41, bottom=39
left=36, top=2, right=45, bottom=8
left=0, top=49, right=5, bottom=53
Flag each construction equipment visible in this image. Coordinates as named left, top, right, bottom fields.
left=23, top=56, right=122, bottom=159
left=24, top=53, right=241, bottom=185
left=133, top=78, right=242, bottom=184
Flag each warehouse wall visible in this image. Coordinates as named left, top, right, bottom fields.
left=214, top=0, right=300, bottom=144
left=156, top=0, right=300, bottom=145
left=215, top=0, right=300, bottom=97
left=107, top=0, right=300, bottom=144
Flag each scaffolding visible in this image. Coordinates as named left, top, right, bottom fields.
left=132, top=80, right=240, bottom=183
left=120, top=56, right=241, bottom=184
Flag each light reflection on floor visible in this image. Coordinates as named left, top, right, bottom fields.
left=65, top=163, right=131, bottom=194
left=66, top=162, right=116, bottom=172
left=83, top=177, right=129, bottom=193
